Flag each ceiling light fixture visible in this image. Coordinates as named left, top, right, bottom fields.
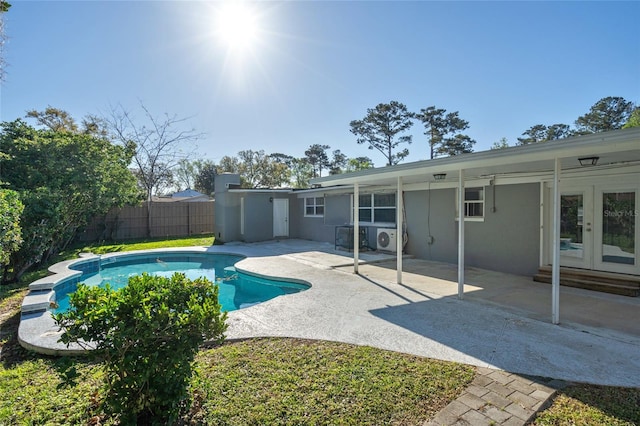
left=578, top=156, right=599, bottom=167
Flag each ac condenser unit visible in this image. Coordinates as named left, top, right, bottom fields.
left=376, top=228, right=397, bottom=253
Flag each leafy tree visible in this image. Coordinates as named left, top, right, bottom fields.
left=346, top=156, right=374, bottom=172
left=26, top=107, right=112, bottom=139
left=26, top=106, right=79, bottom=132
left=416, top=106, right=475, bottom=158
left=304, top=144, right=331, bottom=178
left=416, top=106, right=446, bottom=158
left=0, top=118, right=140, bottom=282
left=221, top=150, right=291, bottom=188
left=546, top=123, right=572, bottom=140
left=269, top=153, right=295, bottom=168
left=443, top=134, right=476, bottom=156
left=575, top=96, right=635, bottom=134
left=517, top=124, right=547, bottom=145
left=173, top=158, right=198, bottom=191
left=350, top=101, right=414, bottom=166
left=0, top=189, right=23, bottom=271
left=517, top=123, right=572, bottom=145
left=237, top=149, right=271, bottom=188
left=270, top=153, right=300, bottom=186
left=81, top=113, right=110, bottom=138
left=269, top=162, right=291, bottom=187
left=329, top=149, right=347, bottom=175
left=290, top=158, right=314, bottom=188
left=55, top=273, right=227, bottom=425
left=622, top=107, right=640, bottom=129
left=194, top=159, right=218, bottom=195
left=490, top=137, right=510, bottom=150
left=218, top=155, right=242, bottom=174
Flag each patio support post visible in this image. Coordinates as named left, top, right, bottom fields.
left=458, top=169, right=465, bottom=299
left=539, top=182, right=545, bottom=268
left=354, top=182, right=359, bottom=274
left=397, top=176, right=403, bottom=284
left=552, top=158, right=561, bottom=324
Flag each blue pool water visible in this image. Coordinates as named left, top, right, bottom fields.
left=53, top=253, right=308, bottom=313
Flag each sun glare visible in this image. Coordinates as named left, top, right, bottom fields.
left=215, top=2, right=259, bottom=53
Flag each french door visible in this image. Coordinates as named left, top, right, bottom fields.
left=594, top=188, right=638, bottom=274
left=555, top=184, right=639, bottom=275
left=558, top=190, right=593, bottom=269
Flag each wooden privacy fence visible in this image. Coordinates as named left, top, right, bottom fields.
left=79, top=201, right=215, bottom=241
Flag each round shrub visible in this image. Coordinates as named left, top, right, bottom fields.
left=54, top=272, right=228, bottom=425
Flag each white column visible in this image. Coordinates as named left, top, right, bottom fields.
left=552, top=158, right=561, bottom=324
left=458, top=169, right=465, bottom=299
left=539, top=182, right=545, bottom=268
left=396, top=177, right=403, bottom=284
left=353, top=182, right=359, bottom=274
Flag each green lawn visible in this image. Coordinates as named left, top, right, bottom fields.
left=69, top=233, right=218, bottom=255
left=0, top=339, right=474, bottom=425
left=532, top=384, right=640, bottom=426
left=1, top=235, right=639, bottom=425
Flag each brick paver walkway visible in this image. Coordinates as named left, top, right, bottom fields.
left=425, top=368, right=568, bottom=426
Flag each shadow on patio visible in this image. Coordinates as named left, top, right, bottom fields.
left=351, top=258, right=640, bottom=341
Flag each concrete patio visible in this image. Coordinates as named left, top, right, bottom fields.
left=215, top=239, right=640, bottom=387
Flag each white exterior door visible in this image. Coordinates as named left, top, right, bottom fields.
left=549, top=181, right=639, bottom=275
left=594, top=187, right=639, bottom=274
left=557, top=189, right=594, bottom=270
left=273, top=198, right=289, bottom=238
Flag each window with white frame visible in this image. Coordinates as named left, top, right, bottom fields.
left=305, top=196, right=324, bottom=217
left=356, top=193, right=396, bottom=224
left=456, top=187, right=484, bottom=220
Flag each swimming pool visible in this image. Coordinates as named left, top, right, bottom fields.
left=53, top=252, right=309, bottom=313
left=19, top=247, right=314, bottom=355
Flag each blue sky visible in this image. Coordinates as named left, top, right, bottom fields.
left=2, top=1, right=639, bottom=167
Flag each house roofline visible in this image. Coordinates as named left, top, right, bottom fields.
left=227, top=189, right=292, bottom=194
left=310, top=127, right=640, bottom=187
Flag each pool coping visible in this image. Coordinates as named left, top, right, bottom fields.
left=18, top=246, right=278, bottom=355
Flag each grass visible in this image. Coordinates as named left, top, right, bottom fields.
left=0, top=339, right=475, bottom=425
left=67, top=233, right=218, bottom=255
left=190, top=338, right=474, bottom=425
left=1, top=234, right=639, bottom=425
left=532, top=384, right=640, bottom=425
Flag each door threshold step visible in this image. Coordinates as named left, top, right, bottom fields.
left=534, top=267, right=640, bottom=297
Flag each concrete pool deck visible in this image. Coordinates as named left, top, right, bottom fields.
left=19, top=239, right=640, bottom=388
left=213, top=239, right=640, bottom=388
left=17, top=238, right=639, bottom=425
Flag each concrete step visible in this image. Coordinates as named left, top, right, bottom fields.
left=534, top=267, right=640, bottom=297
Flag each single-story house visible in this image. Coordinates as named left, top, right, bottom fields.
left=214, top=127, right=640, bottom=323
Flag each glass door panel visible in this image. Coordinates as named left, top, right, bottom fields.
left=601, top=191, right=636, bottom=266
left=559, top=194, right=587, bottom=267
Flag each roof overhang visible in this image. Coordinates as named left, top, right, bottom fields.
left=227, top=189, right=292, bottom=194
left=310, top=128, right=640, bottom=189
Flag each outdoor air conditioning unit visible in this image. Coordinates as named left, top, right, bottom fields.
left=376, top=228, right=397, bottom=253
